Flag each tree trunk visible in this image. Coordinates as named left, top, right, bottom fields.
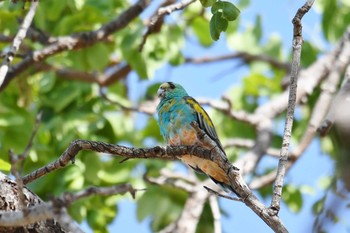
left=0, top=172, right=65, bottom=233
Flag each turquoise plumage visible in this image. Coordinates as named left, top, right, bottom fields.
left=156, top=82, right=238, bottom=194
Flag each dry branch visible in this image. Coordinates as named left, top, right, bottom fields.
left=0, top=174, right=136, bottom=231
left=185, top=51, right=290, bottom=71
left=270, top=0, right=315, bottom=214
left=318, top=63, right=350, bottom=136
left=250, top=26, right=350, bottom=191
left=20, top=121, right=287, bottom=232
left=139, top=0, right=196, bottom=51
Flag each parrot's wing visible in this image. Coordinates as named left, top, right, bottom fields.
left=184, top=96, right=226, bottom=154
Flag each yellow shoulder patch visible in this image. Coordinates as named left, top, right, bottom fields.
left=186, top=98, right=214, bottom=127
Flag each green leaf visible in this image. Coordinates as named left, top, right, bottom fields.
left=312, top=197, right=326, bottom=215
left=82, top=154, right=103, bottom=185
left=85, top=43, right=110, bottom=70
left=0, top=158, right=11, bottom=172
left=222, top=2, right=240, bottom=21
left=238, top=0, right=250, bottom=9
left=212, top=1, right=240, bottom=21
left=0, top=112, right=25, bottom=127
left=68, top=200, right=87, bottom=223
left=121, top=28, right=148, bottom=79
left=211, top=1, right=223, bottom=14
left=301, top=41, right=320, bottom=67
left=321, top=0, right=336, bottom=41
left=199, top=0, right=216, bottom=8
left=317, top=176, right=332, bottom=190
left=87, top=209, right=108, bottom=231
left=43, top=0, right=68, bottom=21
left=282, top=185, right=303, bottom=213
left=210, top=12, right=228, bottom=41
left=43, top=82, right=82, bottom=112
left=191, top=17, right=213, bottom=47
left=252, top=15, right=262, bottom=41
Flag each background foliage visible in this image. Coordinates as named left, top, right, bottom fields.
left=0, top=0, right=349, bottom=232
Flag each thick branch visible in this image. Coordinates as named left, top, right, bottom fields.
left=0, top=178, right=136, bottom=229
left=21, top=128, right=287, bottom=232
left=21, top=140, right=209, bottom=184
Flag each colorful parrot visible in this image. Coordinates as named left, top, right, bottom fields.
left=156, top=82, right=238, bottom=194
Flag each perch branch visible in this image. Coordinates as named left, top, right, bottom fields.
left=21, top=123, right=287, bottom=232
left=270, top=0, right=315, bottom=214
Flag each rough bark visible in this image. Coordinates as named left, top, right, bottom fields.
left=0, top=172, right=65, bottom=233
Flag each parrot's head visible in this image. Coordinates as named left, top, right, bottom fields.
left=157, top=82, right=188, bottom=100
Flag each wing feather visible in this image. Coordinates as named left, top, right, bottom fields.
left=184, top=96, right=226, bottom=155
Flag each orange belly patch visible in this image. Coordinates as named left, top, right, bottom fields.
left=180, top=129, right=197, bottom=145
left=181, top=155, right=230, bottom=184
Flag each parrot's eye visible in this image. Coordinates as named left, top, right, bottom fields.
left=168, top=82, right=176, bottom=89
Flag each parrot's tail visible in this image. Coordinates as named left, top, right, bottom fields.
left=209, top=176, right=241, bottom=197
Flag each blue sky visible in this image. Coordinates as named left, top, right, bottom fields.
left=79, top=0, right=350, bottom=232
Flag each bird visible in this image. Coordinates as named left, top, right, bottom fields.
left=156, top=82, right=239, bottom=194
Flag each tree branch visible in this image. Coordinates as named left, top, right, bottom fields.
left=21, top=122, right=287, bottom=232
left=250, top=29, right=350, bottom=190
left=0, top=180, right=137, bottom=229
left=144, top=169, right=196, bottom=193
left=185, top=51, right=291, bottom=72
left=139, top=0, right=196, bottom=51
left=224, top=138, right=280, bottom=157
left=318, top=63, right=350, bottom=136
left=0, top=0, right=151, bottom=91
left=209, top=195, right=222, bottom=233
left=0, top=0, right=39, bottom=88
left=270, top=0, right=315, bottom=214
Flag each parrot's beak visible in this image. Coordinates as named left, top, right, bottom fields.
left=157, top=88, right=165, bottom=98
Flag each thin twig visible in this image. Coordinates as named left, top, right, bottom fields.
left=224, top=138, right=280, bottom=157
left=197, top=97, right=264, bottom=126
left=139, top=0, right=196, bottom=51
left=270, top=0, right=315, bottom=214
left=9, top=150, right=27, bottom=211
left=19, top=111, right=43, bottom=173
left=99, top=88, right=155, bottom=115
left=144, top=173, right=195, bottom=192
left=0, top=0, right=39, bottom=87
left=186, top=51, right=290, bottom=72
left=203, top=186, right=241, bottom=202
left=8, top=111, right=43, bottom=213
